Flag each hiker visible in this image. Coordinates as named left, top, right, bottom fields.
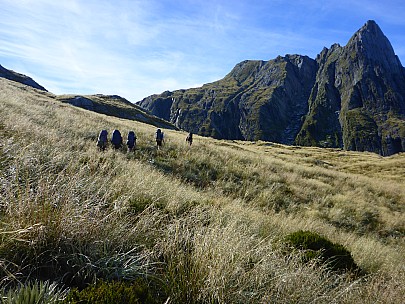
left=111, top=129, right=123, bottom=149
left=126, top=130, right=137, bottom=152
left=155, top=128, right=164, bottom=150
left=96, top=129, right=108, bottom=151
left=186, top=132, right=193, bottom=146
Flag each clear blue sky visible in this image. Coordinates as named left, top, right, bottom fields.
left=1, top=0, right=404, bottom=102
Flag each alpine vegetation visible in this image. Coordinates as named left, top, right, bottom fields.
left=0, top=73, right=404, bottom=302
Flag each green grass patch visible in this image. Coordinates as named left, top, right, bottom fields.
left=284, top=230, right=361, bottom=273
left=63, top=279, right=165, bottom=304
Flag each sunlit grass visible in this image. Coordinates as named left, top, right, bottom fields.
left=0, top=78, right=404, bottom=303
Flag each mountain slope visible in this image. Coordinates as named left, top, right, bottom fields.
left=296, top=20, right=405, bottom=155
left=0, top=64, right=47, bottom=91
left=139, top=55, right=317, bottom=143
left=1, top=75, right=404, bottom=302
left=138, top=20, right=405, bottom=155
left=0, top=64, right=177, bottom=130
left=57, top=94, right=178, bottom=130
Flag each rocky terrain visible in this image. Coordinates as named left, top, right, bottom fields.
left=138, top=20, right=405, bottom=155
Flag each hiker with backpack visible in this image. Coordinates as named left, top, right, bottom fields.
left=111, top=129, right=123, bottom=149
left=96, top=129, right=108, bottom=151
left=126, top=130, right=137, bottom=152
left=155, top=128, right=164, bottom=150
left=186, top=132, right=193, bottom=146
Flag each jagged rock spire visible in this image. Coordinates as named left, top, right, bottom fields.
left=139, top=21, right=405, bottom=156
left=347, top=20, right=402, bottom=72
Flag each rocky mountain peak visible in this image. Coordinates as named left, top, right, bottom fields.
left=352, top=20, right=386, bottom=45
left=347, top=20, right=402, bottom=72
left=139, top=21, right=405, bottom=156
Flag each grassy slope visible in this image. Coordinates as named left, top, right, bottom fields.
left=0, top=78, right=404, bottom=303
left=56, top=94, right=177, bottom=130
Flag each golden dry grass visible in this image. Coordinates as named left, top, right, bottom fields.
left=0, top=78, right=404, bottom=303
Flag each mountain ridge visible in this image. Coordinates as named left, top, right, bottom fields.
left=0, top=64, right=47, bottom=91
left=0, top=65, right=177, bottom=130
left=56, top=93, right=178, bottom=130
left=138, top=20, right=405, bottom=156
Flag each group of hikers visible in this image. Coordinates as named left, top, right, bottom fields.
left=96, top=129, right=137, bottom=152
left=96, top=128, right=193, bottom=151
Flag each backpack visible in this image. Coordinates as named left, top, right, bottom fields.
left=127, top=131, right=136, bottom=148
left=98, top=130, right=108, bottom=142
left=97, top=130, right=108, bottom=149
left=186, top=132, right=193, bottom=141
left=111, top=129, right=123, bottom=148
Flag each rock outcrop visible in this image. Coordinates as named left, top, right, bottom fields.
left=138, top=21, right=405, bottom=155
left=296, top=20, right=405, bottom=155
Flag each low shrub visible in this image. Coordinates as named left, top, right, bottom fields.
left=63, top=279, right=165, bottom=304
left=284, top=230, right=360, bottom=273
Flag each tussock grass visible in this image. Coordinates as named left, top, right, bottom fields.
left=0, top=280, right=68, bottom=304
left=0, top=78, right=404, bottom=303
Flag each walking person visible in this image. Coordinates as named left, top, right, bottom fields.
left=186, top=132, right=193, bottom=146
left=126, top=131, right=137, bottom=152
left=96, top=129, right=108, bottom=151
left=111, top=129, right=123, bottom=150
left=156, top=128, right=164, bottom=150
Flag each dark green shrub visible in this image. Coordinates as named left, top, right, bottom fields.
left=63, top=279, right=164, bottom=304
left=284, top=230, right=360, bottom=273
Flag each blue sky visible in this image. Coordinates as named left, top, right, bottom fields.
left=1, top=0, right=404, bottom=102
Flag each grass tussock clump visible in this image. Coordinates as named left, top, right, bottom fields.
left=0, top=78, right=404, bottom=303
left=152, top=208, right=361, bottom=303
left=0, top=280, right=68, bottom=304
left=284, top=230, right=360, bottom=273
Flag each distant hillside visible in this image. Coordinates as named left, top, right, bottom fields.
left=0, top=64, right=47, bottom=91
left=0, top=64, right=177, bottom=130
left=138, top=20, right=405, bottom=156
left=57, top=94, right=178, bottom=130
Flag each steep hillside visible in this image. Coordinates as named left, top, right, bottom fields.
left=0, top=64, right=47, bottom=91
left=296, top=20, right=405, bottom=155
left=57, top=94, right=177, bottom=130
left=138, top=20, right=405, bottom=156
left=0, top=64, right=177, bottom=130
left=139, top=55, right=317, bottom=142
left=1, top=76, right=404, bottom=303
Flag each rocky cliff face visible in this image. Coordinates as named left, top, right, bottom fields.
left=140, top=55, right=317, bottom=143
left=296, top=20, right=405, bottom=155
left=138, top=21, right=405, bottom=155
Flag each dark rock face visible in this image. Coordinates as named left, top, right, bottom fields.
left=296, top=20, right=405, bottom=155
left=67, top=96, right=95, bottom=110
left=0, top=64, right=47, bottom=91
left=138, top=20, right=405, bottom=155
left=139, top=55, right=318, bottom=143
